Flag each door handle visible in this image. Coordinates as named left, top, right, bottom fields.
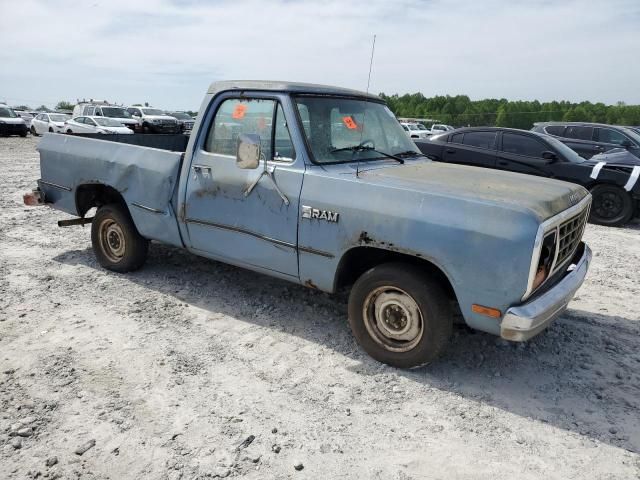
left=446, top=149, right=456, bottom=154
left=192, top=165, right=212, bottom=174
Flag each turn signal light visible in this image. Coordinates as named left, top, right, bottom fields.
left=472, top=304, right=502, bottom=319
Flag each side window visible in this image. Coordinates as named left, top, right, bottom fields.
left=205, top=98, right=275, bottom=156
left=76, top=117, right=85, bottom=124
left=36, top=114, right=43, bottom=121
left=450, top=133, right=464, bottom=144
left=462, top=131, right=496, bottom=149
left=597, top=128, right=628, bottom=145
left=564, top=126, right=592, bottom=141
left=544, top=125, right=565, bottom=136
left=86, top=107, right=95, bottom=115
left=273, top=104, right=295, bottom=161
left=501, top=133, right=547, bottom=157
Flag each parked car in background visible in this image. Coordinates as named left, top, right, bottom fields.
left=126, top=106, right=180, bottom=133
left=167, top=111, right=195, bottom=134
left=531, top=122, right=640, bottom=160
left=73, top=103, right=138, bottom=131
left=415, top=127, right=640, bottom=226
left=400, top=122, right=430, bottom=139
left=0, top=104, right=28, bottom=137
left=429, top=123, right=455, bottom=135
left=31, top=113, right=71, bottom=135
left=65, top=116, right=133, bottom=135
left=14, top=111, right=34, bottom=129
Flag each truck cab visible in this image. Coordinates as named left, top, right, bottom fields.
left=27, top=81, right=592, bottom=368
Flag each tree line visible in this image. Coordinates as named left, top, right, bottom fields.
left=379, top=93, right=640, bottom=129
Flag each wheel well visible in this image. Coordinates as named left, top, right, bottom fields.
left=75, top=184, right=127, bottom=217
left=334, top=246, right=457, bottom=301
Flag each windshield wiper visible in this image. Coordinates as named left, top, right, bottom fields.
left=330, top=145, right=404, bottom=164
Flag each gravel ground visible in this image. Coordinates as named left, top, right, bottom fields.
left=1, top=135, right=640, bottom=479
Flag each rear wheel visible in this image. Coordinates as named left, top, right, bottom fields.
left=590, top=184, right=633, bottom=227
left=348, top=263, right=452, bottom=368
left=91, top=204, right=148, bottom=272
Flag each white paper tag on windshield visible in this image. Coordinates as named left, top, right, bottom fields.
left=590, top=162, right=606, bottom=179
left=624, top=166, right=640, bottom=192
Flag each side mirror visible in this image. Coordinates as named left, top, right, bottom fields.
left=542, top=151, right=557, bottom=163
left=236, top=133, right=261, bottom=169
left=620, top=139, right=632, bottom=148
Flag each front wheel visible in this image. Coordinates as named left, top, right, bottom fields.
left=589, top=184, right=634, bottom=227
left=30, top=126, right=39, bottom=136
left=348, top=263, right=452, bottom=368
left=91, top=204, right=149, bottom=272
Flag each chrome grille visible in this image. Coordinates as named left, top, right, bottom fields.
left=555, top=208, right=589, bottom=267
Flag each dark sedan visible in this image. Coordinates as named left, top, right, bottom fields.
left=415, top=127, right=640, bottom=226
left=531, top=122, right=640, bottom=160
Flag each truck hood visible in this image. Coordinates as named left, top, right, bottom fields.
left=107, top=117, right=137, bottom=125
left=360, top=161, right=588, bottom=222
left=144, top=115, right=177, bottom=122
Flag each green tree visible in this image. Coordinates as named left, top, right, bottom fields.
left=55, top=101, right=75, bottom=111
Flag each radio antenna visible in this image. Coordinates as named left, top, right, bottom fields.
left=356, top=34, right=376, bottom=178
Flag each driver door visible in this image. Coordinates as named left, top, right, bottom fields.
left=183, top=93, right=304, bottom=278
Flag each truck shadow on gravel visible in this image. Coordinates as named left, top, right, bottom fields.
left=54, top=242, right=640, bottom=455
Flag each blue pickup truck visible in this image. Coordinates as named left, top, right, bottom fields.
left=26, top=81, right=592, bottom=368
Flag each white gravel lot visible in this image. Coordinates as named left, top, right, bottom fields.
left=1, top=135, right=639, bottom=479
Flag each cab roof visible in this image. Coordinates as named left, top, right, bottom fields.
left=207, top=80, right=381, bottom=101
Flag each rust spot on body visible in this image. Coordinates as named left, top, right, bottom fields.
left=304, top=279, right=318, bottom=289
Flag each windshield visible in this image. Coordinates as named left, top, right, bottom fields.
left=545, top=136, right=586, bottom=163
left=142, top=108, right=164, bottom=115
left=94, top=118, right=124, bottom=127
left=102, top=107, right=131, bottom=118
left=50, top=114, right=69, bottom=122
left=295, top=96, right=420, bottom=164
left=416, top=124, right=427, bottom=130
left=170, top=112, right=191, bottom=120
left=622, top=127, right=640, bottom=145
left=0, top=107, right=18, bottom=118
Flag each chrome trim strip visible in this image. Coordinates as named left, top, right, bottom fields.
left=39, top=180, right=71, bottom=192
left=298, top=246, right=335, bottom=258
left=185, top=218, right=296, bottom=249
left=131, top=202, right=165, bottom=214
left=522, top=195, right=591, bottom=301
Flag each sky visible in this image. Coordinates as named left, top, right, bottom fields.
left=1, top=0, right=639, bottom=111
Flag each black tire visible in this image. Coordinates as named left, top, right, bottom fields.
left=348, top=263, right=452, bottom=368
left=30, top=126, right=39, bottom=136
left=48, top=127, right=53, bottom=133
left=91, top=204, right=149, bottom=272
left=142, top=123, right=150, bottom=134
left=589, top=184, right=633, bottom=227
left=19, top=131, right=27, bottom=137
left=66, top=129, right=73, bottom=134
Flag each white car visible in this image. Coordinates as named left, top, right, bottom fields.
left=31, top=113, right=70, bottom=135
left=73, top=103, right=138, bottom=131
left=126, top=106, right=180, bottom=133
left=65, top=116, right=133, bottom=135
left=429, top=123, right=455, bottom=134
left=400, top=122, right=430, bottom=139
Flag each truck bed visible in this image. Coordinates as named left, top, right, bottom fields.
left=37, top=133, right=186, bottom=247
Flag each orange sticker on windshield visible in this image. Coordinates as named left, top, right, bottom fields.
left=232, top=104, right=247, bottom=119
left=342, top=116, right=358, bottom=130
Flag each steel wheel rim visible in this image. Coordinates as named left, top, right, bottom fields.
left=99, top=219, right=126, bottom=263
left=362, top=286, right=424, bottom=352
left=593, top=190, right=623, bottom=220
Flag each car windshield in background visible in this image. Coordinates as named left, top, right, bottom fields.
left=50, top=114, right=69, bottom=122
left=0, top=107, right=18, bottom=118
left=102, top=107, right=131, bottom=118
left=94, top=118, right=124, bottom=127
left=170, top=112, right=192, bottom=120
left=622, top=127, right=640, bottom=144
left=417, top=124, right=428, bottom=130
left=142, top=108, right=164, bottom=115
left=295, top=96, right=420, bottom=164
left=545, top=136, right=586, bottom=163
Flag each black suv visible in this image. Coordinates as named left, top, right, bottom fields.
left=531, top=122, right=640, bottom=159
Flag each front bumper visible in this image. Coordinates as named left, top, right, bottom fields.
left=0, top=123, right=28, bottom=135
left=500, top=242, right=591, bottom=341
